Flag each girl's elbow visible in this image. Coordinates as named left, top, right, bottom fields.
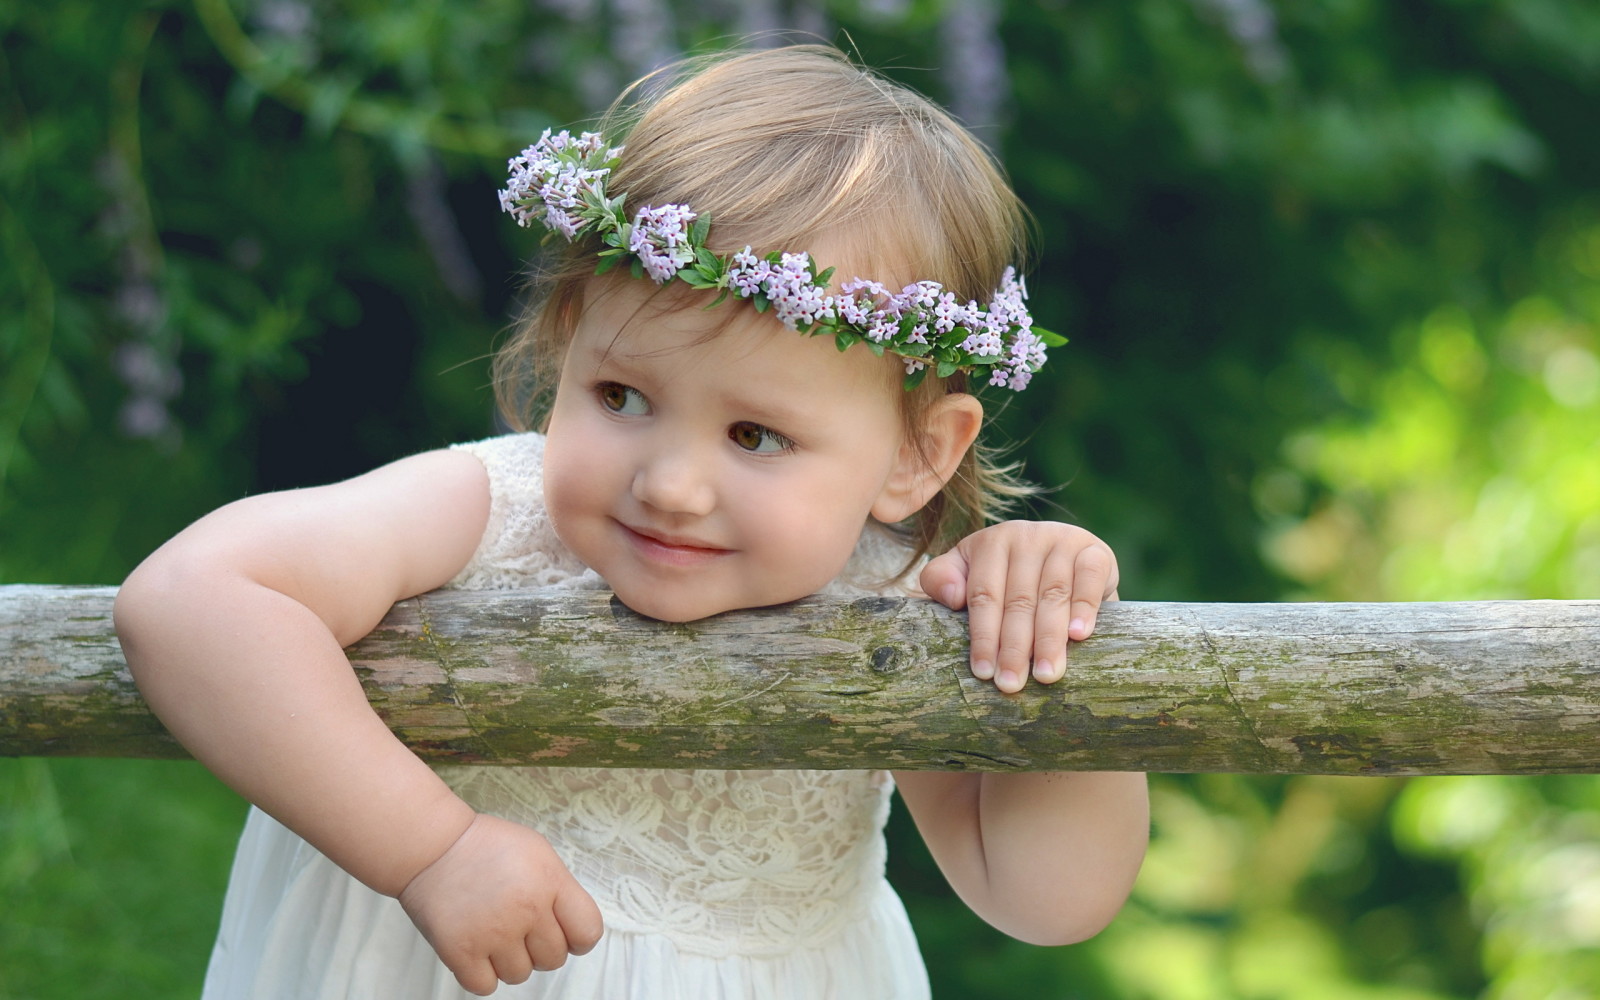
left=114, top=560, right=181, bottom=674
left=989, top=889, right=1133, bottom=947
left=114, top=551, right=226, bottom=673
left=1033, top=905, right=1123, bottom=947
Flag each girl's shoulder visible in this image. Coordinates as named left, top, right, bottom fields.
left=445, top=431, right=599, bottom=592
left=450, top=427, right=546, bottom=468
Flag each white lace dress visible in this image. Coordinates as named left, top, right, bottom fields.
left=201, top=432, right=932, bottom=1000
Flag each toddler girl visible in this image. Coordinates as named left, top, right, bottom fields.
left=116, top=44, right=1148, bottom=1000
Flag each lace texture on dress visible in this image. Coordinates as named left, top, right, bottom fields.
left=447, top=433, right=604, bottom=593
left=441, top=766, right=893, bottom=956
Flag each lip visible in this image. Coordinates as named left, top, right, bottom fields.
left=618, top=521, right=733, bottom=567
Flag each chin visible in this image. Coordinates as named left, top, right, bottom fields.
left=624, top=601, right=710, bottom=623
left=607, top=587, right=728, bottom=624
left=608, top=582, right=818, bottom=624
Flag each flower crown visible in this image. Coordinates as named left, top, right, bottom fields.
left=499, top=129, right=1064, bottom=391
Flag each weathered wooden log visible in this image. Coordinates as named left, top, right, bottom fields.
left=2, top=584, right=1596, bottom=774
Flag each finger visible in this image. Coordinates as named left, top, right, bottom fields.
left=554, top=883, right=605, bottom=956
left=490, top=945, right=535, bottom=987
left=525, top=917, right=571, bottom=973
left=1067, top=544, right=1119, bottom=641
left=1030, top=544, right=1078, bottom=685
left=918, top=549, right=970, bottom=609
left=449, top=957, right=500, bottom=998
left=960, top=537, right=1013, bottom=683
left=518, top=883, right=582, bottom=972
left=992, top=542, right=1048, bottom=695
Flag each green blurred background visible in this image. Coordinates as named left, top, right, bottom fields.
left=2, top=1, right=1598, bottom=997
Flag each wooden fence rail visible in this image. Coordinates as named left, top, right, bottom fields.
left=2, top=584, right=1597, bottom=774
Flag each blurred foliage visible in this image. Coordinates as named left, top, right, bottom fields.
left=2, top=0, right=1597, bottom=998
left=0, top=759, right=246, bottom=999
left=1264, top=292, right=1600, bottom=602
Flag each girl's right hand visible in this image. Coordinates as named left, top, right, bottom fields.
left=399, top=813, right=603, bottom=995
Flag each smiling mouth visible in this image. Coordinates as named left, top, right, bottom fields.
left=619, top=522, right=732, bottom=566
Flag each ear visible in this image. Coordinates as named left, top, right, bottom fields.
left=871, top=393, right=984, bottom=524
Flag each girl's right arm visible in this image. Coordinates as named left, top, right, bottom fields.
left=114, top=449, right=600, bottom=993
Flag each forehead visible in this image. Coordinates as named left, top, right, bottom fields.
left=571, top=275, right=903, bottom=407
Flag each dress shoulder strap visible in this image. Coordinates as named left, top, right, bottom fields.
left=446, top=432, right=598, bottom=591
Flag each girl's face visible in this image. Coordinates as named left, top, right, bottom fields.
left=542, top=280, right=913, bottom=622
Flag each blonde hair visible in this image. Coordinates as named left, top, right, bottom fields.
left=493, top=44, right=1037, bottom=562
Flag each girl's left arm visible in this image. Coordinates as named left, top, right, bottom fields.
left=905, top=519, right=1148, bottom=942
left=892, top=769, right=1148, bottom=944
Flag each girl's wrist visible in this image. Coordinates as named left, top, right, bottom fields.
left=352, top=787, right=478, bottom=898
left=391, top=805, right=482, bottom=901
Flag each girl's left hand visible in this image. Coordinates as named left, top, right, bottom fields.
left=920, top=520, right=1119, bottom=694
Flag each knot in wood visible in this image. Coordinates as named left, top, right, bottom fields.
left=870, top=645, right=902, bottom=674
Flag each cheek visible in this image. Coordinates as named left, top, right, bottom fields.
left=542, top=405, right=611, bottom=539
left=747, top=466, right=884, bottom=583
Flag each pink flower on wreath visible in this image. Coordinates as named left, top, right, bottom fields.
left=499, top=129, right=619, bottom=238
left=764, top=253, right=835, bottom=329
left=987, top=266, right=1032, bottom=332
left=933, top=291, right=982, bottom=336
left=728, top=251, right=836, bottom=329
left=960, top=329, right=1004, bottom=357
left=629, top=203, right=697, bottom=284
left=726, top=247, right=766, bottom=297
left=902, top=280, right=943, bottom=311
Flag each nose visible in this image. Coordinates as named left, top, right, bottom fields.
left=631, top=437, right=717, bottom=517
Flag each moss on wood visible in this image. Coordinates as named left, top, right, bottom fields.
left=3, top=585, right=1598, bottom=773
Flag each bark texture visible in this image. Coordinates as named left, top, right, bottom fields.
left=3, top=584, right=1596, bottom=774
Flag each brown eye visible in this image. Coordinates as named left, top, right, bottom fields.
left=729, top=421, right=791, bottom=454
left=597, top=382, right=647, bottom=415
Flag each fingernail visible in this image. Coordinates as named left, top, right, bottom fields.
left=997, top=669, right=1019, bottom=691
left=973, top=659, right=994, bottom=680
left=942, top=584, right=962, bottom=606
left=1069, top=618, right=1086, bottom=638
left=1034, top=659, right=1055, bottom=682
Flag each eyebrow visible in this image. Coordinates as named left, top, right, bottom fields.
left=720, top=391, right=811, bottom=432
